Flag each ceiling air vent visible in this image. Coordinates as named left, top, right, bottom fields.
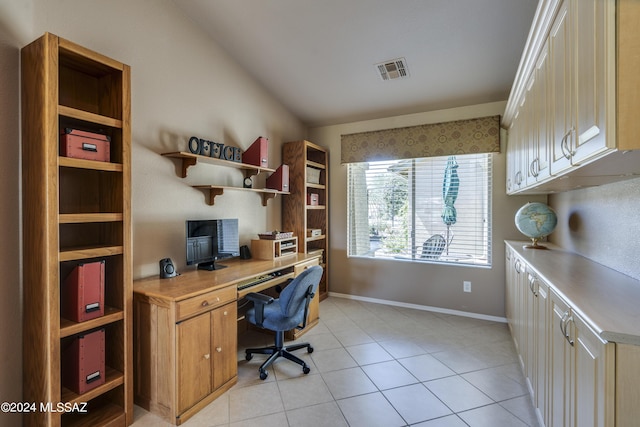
left=376, top=58, right=409, bottom=81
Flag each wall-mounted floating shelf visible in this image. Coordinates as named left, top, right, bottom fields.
left=162, top=151, right=275, bottom=178
left=192, top=185, right=289, bottom=206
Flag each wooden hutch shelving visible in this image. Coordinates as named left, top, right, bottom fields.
left=21, top=33, right=132, bottom=427
left=282, top=140, right=329, bottom=301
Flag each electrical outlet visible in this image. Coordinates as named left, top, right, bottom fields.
left=463, top=281, right=472, bottom=293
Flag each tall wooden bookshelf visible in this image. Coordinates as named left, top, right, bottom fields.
left=21, top=33, right=132, bottom=426
left=282, top=140, right=329, bottom=300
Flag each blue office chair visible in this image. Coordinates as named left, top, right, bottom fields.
left=244, top=265, right=323, bottom=380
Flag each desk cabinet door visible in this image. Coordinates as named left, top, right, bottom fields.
left=177, top=314, right=212, bottom=414
left=212, top=302, right=237, bottom=389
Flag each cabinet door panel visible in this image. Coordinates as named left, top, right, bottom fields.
left=524, top=270, right=536, bottom=384
left=549, top=0, right=573, bottom=176
left=535, top=279, right=549, bottom=425
left=533, top=40, right=550, bottom=182
left=212, top=302, right=237, bottom=390
left=572, top=0, right=611, bottom=164
left=572, top=313, right=613, bottom=427
left=177, top=314, right=212, bottom=414
left=524, top=74, right=538, bottom=187
left=549, top=290, right=571, bottom=427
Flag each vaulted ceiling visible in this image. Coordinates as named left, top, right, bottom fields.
left=173, top=0, right=538, bottom=127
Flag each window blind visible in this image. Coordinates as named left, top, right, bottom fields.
left=347, top=153, right=492, bottom=266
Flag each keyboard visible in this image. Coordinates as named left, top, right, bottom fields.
left=237, top=273, right=276, bottom=291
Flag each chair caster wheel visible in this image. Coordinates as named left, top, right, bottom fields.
left=303, top=366, right=310, bottom=375
left=308, top=346, right=314, bottom=354
left=259, top=370, right=268, bottom=380
left=245, top=353, right=253, bottom=361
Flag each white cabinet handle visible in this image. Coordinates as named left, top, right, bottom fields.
left=529, top=158, right=540, bottom=178
left=565, top=316, right=575, bottom=347
left=528, top=275, right=538, bottom=297
left=204, top=353, right=210, bottom=360
left=216, top=347, right=222, bottom=353
left=560, top=311, right=575, bottom=347
left=560, top=128, right=575, bottom=160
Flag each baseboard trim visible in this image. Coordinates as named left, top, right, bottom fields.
left=327, top=292, right=507, bottom=323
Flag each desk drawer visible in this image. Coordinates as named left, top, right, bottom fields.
left=294, top=258, right=320, bottom=276
left=176, top=286, right=236, bottom=322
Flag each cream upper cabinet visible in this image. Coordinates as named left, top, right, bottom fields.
left=507, top=109, right=526, bottom=193
left=549, top=0, right=573, bottom=176
left=506, top=116, right=518, bottom=193
left=527, top=39, right=551, bottom=186
left=571, top=0, right=613, bottom=165
left=503, top=0, right=640, bottom=194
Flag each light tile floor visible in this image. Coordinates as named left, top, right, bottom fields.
left=132, top=297, right=541, bottom=427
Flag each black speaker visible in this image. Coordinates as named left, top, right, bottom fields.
left=159, top=258, right=178, bottom=279
left=239, top=245, right=251, bottom=259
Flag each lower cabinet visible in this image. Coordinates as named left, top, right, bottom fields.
left=176, top=302, right=237, bottom=415
left=177, top=314, right=212, bottom=414
left=530, top=272, right=549, bottom=425
left=506, top=243, right=624, bottom=427
left=506, top=248, right=549, bottom=426
left=134, top=286, right=238, bottom=425
left=212, top=303, right=238, bottom=389
left=549, top=289, right=614, bottom=427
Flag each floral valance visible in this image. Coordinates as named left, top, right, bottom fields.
left=340, top=115, right=500, bottom=163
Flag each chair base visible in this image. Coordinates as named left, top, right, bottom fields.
left=245, top=330, right=313, bottom=380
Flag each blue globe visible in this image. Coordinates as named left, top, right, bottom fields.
left=515, top=202, right=557, bottom=248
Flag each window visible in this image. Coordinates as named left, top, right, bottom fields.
left=347, top=153, right=492, bottom=266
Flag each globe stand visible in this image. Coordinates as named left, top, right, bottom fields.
left=523, top=238, right=549, bottom=250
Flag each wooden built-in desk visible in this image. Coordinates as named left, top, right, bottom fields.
left=133, top=253, right=321, bottom=425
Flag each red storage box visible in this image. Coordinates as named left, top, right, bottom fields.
left=307, top=193, right=319, bottom=206
left=62, top=328, right=106, bottom=395
left=242, top=136, right=268, bottom=167
left=62, top=261, right=105, bottom=322
left=60, top=128, right=111, bottom=162
left=266, top=164, right=289, bottom=192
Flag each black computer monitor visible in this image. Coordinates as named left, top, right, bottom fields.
left=186, top=218, right=240, bottom=270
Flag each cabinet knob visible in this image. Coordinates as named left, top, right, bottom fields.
left=216, top=347, right=222, bottom=353
left=201, top=301, right=209, bottom=307
left=204, top=353, right=210, bottom=360
left=223, top=311, right=228, bottom=316
left=216, top=297, right=220, bottom=302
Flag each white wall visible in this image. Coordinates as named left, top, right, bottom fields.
left=310, top=101, right=544, bottom=318
left=8, top=0, right=308, bottom=275
left=549, top=177, right=640, bottom=281
left=0, top=0, right=306, bottom=417
left=0, top=9, right=23, bottom=424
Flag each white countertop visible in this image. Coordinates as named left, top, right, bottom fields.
left=506, top=241, right=640, bottom=346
